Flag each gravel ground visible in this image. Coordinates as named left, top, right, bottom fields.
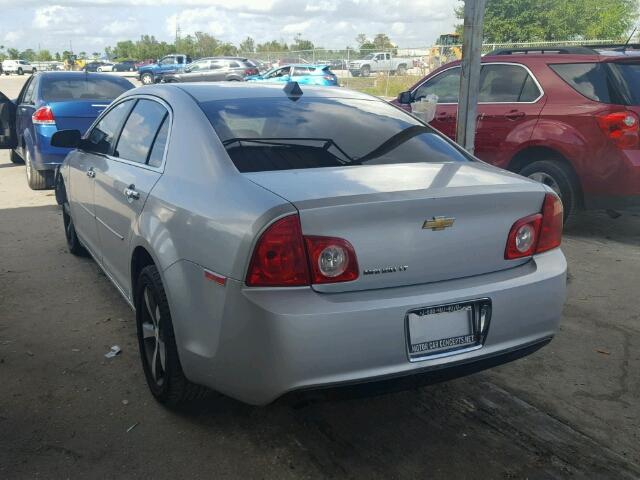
left=0, top=74, right=639, bottom=479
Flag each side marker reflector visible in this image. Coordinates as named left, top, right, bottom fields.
left=204, top=270, right=226, bottom=286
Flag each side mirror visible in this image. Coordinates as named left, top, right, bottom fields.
left=397, top=91, right=413, bottom=105
left=51, top=129, right=82, bottom=148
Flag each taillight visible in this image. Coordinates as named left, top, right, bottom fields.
left=244, top=68, right=258, bottom=76
left=246, top=215, right=310, bottom=287
left=505, top=193, right=563, bottom=259
left=246, top=214, right=359, bottom=286
left=305, top=236, right=359, bottom=284
left=32, top=106, right=55, bottom=125
left=597, top=110, right=639, bottom=149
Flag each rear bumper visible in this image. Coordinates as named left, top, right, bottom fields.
left=163, top=249, right=566, bottom=405
left=31, top=126, right=71, bottom=170
left=582, top=149, right=640, bottom=204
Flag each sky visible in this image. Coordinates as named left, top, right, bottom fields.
left=0, top=0, right=459, bottom=55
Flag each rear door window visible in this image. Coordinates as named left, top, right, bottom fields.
left=478, top=64, right=541, bottom=102
left=114, top=99, right=168, bottom=164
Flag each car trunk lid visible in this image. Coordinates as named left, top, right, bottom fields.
left=48, top=100, right=110, bottom=133
left=245, top=162, right=547, bottom=293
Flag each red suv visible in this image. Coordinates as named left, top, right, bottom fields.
left=395, top=45, right=640, bottom=217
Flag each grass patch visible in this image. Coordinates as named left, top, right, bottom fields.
left=339, top=75, right=421, bottom=98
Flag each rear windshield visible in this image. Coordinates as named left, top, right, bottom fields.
left=550, top=62, right=640, bottom=105
left=200, top=97, right=468, bottom=172
left=41, top=77, right=132, bottom=101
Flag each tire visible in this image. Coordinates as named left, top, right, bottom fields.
left=97, top=67, right=103, bottom=72
left=17, top=67, right=23, bottom=75
left=10, top=149, right=23, bottom=164
left=140, top=72, right=154, bottom=85
left=519, top=160, right=579, bottom=221
left=135, top=265, right=208, bottom=408
left=130, top=67, right=135, bottom=72
left=350, top=71, right=360, bottom=77
left=360, top=66, right=371, bottom=77
left=397, top=64, right=407, bottom=75
left=31, top=68, right=37, bottom=74
left=62, top=202, right=86, bottom=256
left=25, top=149, right=52, bottom=190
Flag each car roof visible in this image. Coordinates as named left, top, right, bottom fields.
left=36, top=71, right=135, bottom=84
left=141, top=82, right=374, bottom=103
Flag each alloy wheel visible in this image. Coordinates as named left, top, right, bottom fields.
left=25, top=150, right=32, bottom=183
left=527, top=172, right=561, bottom=196
left=141, top=286, right=166, bottom=387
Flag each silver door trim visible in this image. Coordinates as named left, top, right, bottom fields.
left=412, top=62, right=545, bottom=106
left=96, top=215, right=125, bottom=240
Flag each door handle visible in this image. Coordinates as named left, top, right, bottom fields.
left=124, top=185, right=140, bottom=201
left=86, top=168, right=95, bottom=178
left=505, top=111, right=525, bottom=120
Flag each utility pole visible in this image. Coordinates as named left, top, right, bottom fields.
left=456, top=0, right=486, bottom=154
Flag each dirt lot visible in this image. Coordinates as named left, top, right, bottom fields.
left=0, top=74, right=639, bottom=479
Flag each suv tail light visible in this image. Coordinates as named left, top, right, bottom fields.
left=505, top=193, right=563, bottom=259
left=32, top=106, right=55, bottom=125
left=246, top=214, right=359, bottom=286
left=244, top=68, right=259, bottom=76
left=596, top=110, right=639, bottom=149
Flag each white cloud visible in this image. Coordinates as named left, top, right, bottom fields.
left=33, top=5, right=77, bottom=29
left=282, top=21, right=312, bottom=34
left=102, top=18, right=139, bottom=36
left=3, top=31, right=21, bottom=43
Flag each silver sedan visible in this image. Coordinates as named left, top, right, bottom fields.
left=52, top=82, right=566, bottom=407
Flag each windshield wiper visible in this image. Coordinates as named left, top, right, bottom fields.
left=222, top=137, right=355, bottom=164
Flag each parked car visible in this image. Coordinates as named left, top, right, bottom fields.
left=138, top=54, right=192, bottom=85
left=395, top=45, right=640, bottom=217
left=0, top=71, right=133, bottom=189
left=83, top=61, right=108, bottom=72
left=96, top=62, right=115, bottom=72
left=113, top=60, right=137, bottom=72
left=349, top=52, right=412, bottom=77
left=2, top=59, right=36, bottom=75
left=161, top=57, right=259, bottom=83
left=246, top=64, right=339, bottom=86
left=50, top=82, right=565, bottom=408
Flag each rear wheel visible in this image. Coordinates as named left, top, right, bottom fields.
left=25, top=149, right=52, bottom=190
left=140, top=72, right=154, bottom=85
left=31, top=68, right=37, bottom=74
left=97, top=67, right=103, bottom=72
left=397, top=64, right=407, bottom=75
left=519, top=160, right=578, bottom=221
left=136, top=265, right=208, bottom=408
left=17, top=67, right=23, bottom=75
left=360, top=66, right=371, bottom=77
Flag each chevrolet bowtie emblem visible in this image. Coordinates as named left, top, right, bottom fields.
left=422, top=216, right=455, bottom=231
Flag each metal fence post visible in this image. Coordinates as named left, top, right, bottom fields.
left=456, top=0, right=486, bottom=154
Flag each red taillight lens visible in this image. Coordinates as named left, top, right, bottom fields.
left=536, top=193, right=563, bottom=253
left=505, top=193, right=563, bottom=259
left=305, top=236, right=359, bottom=284
left=246, top=215, right=310, bottom=287
left=32, top=106, right=55, bottom=125
left=597, top=110, right=639, bottom=149
left=246, top=215, right=359, bottom=286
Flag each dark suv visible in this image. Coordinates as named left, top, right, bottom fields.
left=396, top=45, right=640, bottom=217
left=161, top=57, right=259, bottom=83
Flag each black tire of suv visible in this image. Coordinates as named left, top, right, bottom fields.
left=17, top=68, right=23, bottom=75
left=62, top=202, right=86, bottom=256
left=140, top=73, right=154, bottom=85
left=519, top=160, right=578, bottom=221
left=397, top=64, right=407, bottom=75
left=135, top=265, right=209, bottom=408
left=350, top=71, right=360, bottom=77
left=31, top=68, right=37, bottom=74
left=360, top=66, right=371, bottom=77
left=10, top=150, right=23, bottom=164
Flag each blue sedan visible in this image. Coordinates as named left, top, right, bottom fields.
left=0, top=72, right=133, bottom=189
left=246, top=64, right=339, bottom=86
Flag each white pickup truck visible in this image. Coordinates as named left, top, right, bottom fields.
left=1, top=59, right=36, bottom=75
left=348, top=52, right=412, bottom=77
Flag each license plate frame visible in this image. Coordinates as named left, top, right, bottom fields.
left=405, top=298, right=492, bottom=362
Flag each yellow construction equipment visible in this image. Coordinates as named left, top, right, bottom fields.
left=430, top=33, right=462, bottom=69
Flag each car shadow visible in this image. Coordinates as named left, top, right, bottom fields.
left=0, top=162, right=21, bottom=169
left=564, top=208, right=640, bottom=247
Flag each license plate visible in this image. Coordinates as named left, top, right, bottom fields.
left=406, top=299, right=491, bottom=361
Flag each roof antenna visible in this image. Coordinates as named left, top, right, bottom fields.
left=622, top=25, right=637, bottom=52
left=283, top=81, right=303, bottom=101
